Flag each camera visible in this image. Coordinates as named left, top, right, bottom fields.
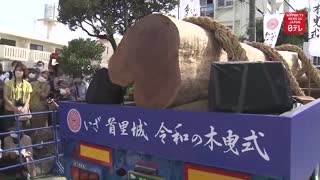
left=15, top=99, right=24, bottom=107
left=47, top=98, right=54, bottom=104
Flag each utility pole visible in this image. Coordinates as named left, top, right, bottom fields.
left=232, top=0, right=235, bottom=33
left=248, top=0, right=256, bottom=41
left=178, top=2, right=180, bottom=19
left=270, top=0, right=277, bottom=13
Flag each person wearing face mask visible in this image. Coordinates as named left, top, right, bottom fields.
left=53, top=79, right=72, bottom=102
left=71, top=74, right=89, bottom=101
left=36, top=61, right=44, bottom=69
left=28, top=72, right=36, bottom=81
left=30, top=69, right=50, bottom=137
left=2, top=62, right=33, bottom=131
left=27, top=68, right=39, bottom=83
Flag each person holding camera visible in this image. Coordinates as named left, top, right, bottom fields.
left=2, top=62, right=33, bottom=131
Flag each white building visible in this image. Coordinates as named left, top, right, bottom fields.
left=0, top=31, right=66, bottom=71
left=200, top=0, right=214, bottom=17
left=97, top=37, right=122, bottom=68
left=214, top=0, right=290, bottom=36
left=303, top=42, right=320, bottom=66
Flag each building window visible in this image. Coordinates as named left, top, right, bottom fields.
left=201, top=0, right=213, bottom=5
left=0, top=38, right=16, bottom=46
left=217, top=0, right=233, bottom=7
left=226, top=0, right=233, bottom=6
left=218, top=0, right=225, bottom=7
left=200, top=2, right=214, bottom=17
left=30, top=44, right=44, bottom=51
left=201, top=7, right=214, bottom=17
left=313, top=56, right=320, bottom=65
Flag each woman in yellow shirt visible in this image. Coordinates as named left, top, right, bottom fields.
left=2, top=62, right=33, bottom=131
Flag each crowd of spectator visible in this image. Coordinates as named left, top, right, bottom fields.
left=0, top=60, right=89, bottom=179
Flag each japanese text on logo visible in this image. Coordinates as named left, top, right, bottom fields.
left=284, top=12, right=306, bottom=34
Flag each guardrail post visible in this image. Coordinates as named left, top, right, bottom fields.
left=51, top=111, right=59, bottom=173
left=0, top=111, right=64, bottom=176
left=15, top=116, right=23, bottom=165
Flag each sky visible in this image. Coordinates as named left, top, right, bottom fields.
left=0, top=0, right=309, bottom=44
left=0, top=0, right=91, bottom=44
left=290, top=0, right=308, bottom=10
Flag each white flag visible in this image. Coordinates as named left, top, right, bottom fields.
left=263, top=13, right=284, bottom=48
left=179, top=0, right=200, bottom=19
left=308, top=0, right=320, bottom=57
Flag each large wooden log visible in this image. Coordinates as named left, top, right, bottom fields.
left=108, top=14, right=300, bottom=109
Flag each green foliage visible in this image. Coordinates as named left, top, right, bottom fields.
left=58, top=0, right=179, bottom=50
left=57, top=38, right=105, bottom=78
left=255, top=8, right=308, bottom=47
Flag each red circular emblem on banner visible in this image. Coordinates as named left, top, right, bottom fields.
left=67, top=109, right=82, bottom=133
left=267, top=18, right=279, bottom=30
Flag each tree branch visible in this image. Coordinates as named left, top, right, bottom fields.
left=95, top=14, right=105, bottom=27
left=77, top=22, right=108, bottom=39
left=80, top=17, right=115, bottom=49
left=77, top=23, right=95, bottom=36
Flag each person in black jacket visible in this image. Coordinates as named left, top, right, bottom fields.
left=86, top=68, right=124, bottom=105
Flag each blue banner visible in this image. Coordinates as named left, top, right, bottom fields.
left=60, top=102, right=292, bottom=178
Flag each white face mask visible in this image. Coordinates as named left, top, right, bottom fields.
left=15, top=71, right=23, bottom=78
left=10, top=133, right=18, bottom=139
left=38, top=76, right=47, bottom=82
left=60, top=88, right=67, bottom=95
left=28, top=73, right=36, bottom=79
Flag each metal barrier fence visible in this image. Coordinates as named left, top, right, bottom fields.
left=0, top=111, right=64, bottom=178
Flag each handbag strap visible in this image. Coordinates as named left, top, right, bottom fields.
left=13, top=80, right=25, bottom=104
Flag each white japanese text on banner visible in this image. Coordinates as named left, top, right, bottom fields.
left=179, top=0, right=200, bottom=19
left=308, top=0, right=320, bottom=57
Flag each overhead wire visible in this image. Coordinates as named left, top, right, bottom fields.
left=283, top=0, right=297, bottom=11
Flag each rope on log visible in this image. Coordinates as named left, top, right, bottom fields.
left=275, top=44, right=320, bottom=88
left=246, top=42, right=305, bottom=96
left=183, top=16, right=248, bottom=61
left=183, top=16, right=305, bottom=96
